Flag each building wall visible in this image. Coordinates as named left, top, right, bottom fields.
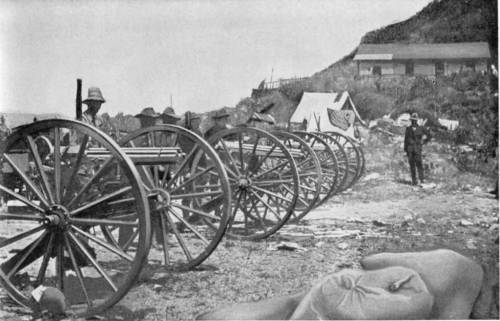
left=358, top=59, right=489, bottom=76
left=414, top=61, right=435, bottom=75
left=358, top=61, right=394, bottom=75
left=445, top=61, right=462, bottom=75
left=393, top=62, right=406, bottom=75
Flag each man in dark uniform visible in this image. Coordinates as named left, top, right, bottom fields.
left=404, top=113, right=431, bottom=185
left=205, top=110, right=232, bottom=139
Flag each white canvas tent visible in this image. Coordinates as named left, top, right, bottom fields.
left=290, top=91, right=365, bottom=138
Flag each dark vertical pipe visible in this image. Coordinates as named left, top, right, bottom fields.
left=76, top=79, right=82, bottom=120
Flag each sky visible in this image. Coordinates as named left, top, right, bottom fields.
left=0, top=0, right=432, bottom=117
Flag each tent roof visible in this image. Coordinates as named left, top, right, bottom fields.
left=291, top=92, right=365, bottom=132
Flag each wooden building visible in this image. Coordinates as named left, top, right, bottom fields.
left=353, top=42, right=491, bottom=77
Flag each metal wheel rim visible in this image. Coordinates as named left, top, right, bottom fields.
left=0, top=119, right=150, bottom=317
left=208, top=127, right=300, bottom=240
left=117, top=125, right=232, bottom=269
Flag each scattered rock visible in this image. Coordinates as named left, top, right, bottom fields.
left=337, top=242, right=349, bottom=250
left=268, top=242, right=307, bottom=252
left=460, top=219, right=474, bottom=226
left=421, top=182, right=437, bottom=189
left=472, top=186, right=483, bottom=193
left=416, top=218, right=426, bottom=224
left=466, top=239, right=477, bottom=249
left=153, top=284, right=163, bottom=292
left=362, top=173, right=381, bottom=181
left=403, top=214, right=413, bottom=221
left=315, top=241, right=325, bottom=248
left=372, top=220, right=386, bottom=227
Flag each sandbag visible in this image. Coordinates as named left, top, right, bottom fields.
left=361, top=249, right=484, bottom=319
left=290, top=267, right=433, bottom=320
left=196, top=292, right=305, bottom=320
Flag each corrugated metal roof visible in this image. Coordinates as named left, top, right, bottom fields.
left=353, top=42, right=491, bottom=60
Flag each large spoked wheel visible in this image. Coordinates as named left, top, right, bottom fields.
left=272, top=131, right=322, bottom=223
left=115, top=125, right=232, bottom=270
left=0, top=119, right=150, bottom=317
left=293, top=132, right=339, bottom=206
left=313, top=132, right=350, bottom=193
left=323, top=132, right=362, bottom=189
left=207, top=127, right=299, bottom=240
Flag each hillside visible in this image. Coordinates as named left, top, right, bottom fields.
left=257, top=0, right=498, bottom=153
left=362, top=0, right=497, bottom=56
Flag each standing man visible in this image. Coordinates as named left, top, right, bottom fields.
left=404, top=113, right=431, bottom=186
left=82, top=87, right=106, bottom=127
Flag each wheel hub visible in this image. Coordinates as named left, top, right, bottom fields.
left=43, top=205, right=70, bottom=229
left=237, top=177, right=252, bottom=190
left=152, top=188, right=171, bottom=209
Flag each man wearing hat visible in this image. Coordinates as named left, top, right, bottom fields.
left=205, top=110, right=232, bottom=139
left=404, top=112, right=431, bottom=186
left=135, top=107, right=162, bottom=128
left=161, top=106, right=181, bottom=125
left=82, top=87, right=106, bottom=127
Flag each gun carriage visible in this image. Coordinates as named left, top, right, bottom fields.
left=0, top=105, right=364, bottom=317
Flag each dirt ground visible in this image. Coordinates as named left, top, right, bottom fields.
left=1, top=169, right=498, bottom=321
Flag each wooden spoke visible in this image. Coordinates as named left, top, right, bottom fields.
left=169, top=165, right=215, bottom=193
left=63, top=234, right=92, bottom=307
left=69, top=217, right=139, bottom=227
left=247, top=145, right=276, bottom=176
left=54, top=127, right=61, bottom=203
left=250, top=185, right=294, bottom=204
left=70, top=186, right=132, bottom=216
left=281, top=185, right=309, bottom=207
left=35, top=232, right=55, bottom=286
left=168, top=208, right=210, bottom=246
left=172, top=203, right=220, bottom=221
left=248, top=190, right=282, bottom=221
left=122, top=228, right=140, bottom=252
left=0, top=184, right=44, bottom=212
left=241, top=195, right=267, bottom=232
left=68, top=231, right=118, bottom=292
left=222, top=163, right=239, bottom=179
left=218, top=139, right=242, bottom=176
left=160, top=163, right=171, bottom=186
left=56, top=236, right=64, bottom=291
left=0, top=225, right=45, bottom=249
left=162, top=210, right=193, bottom=261
left=171, top=190, right=222, bottom=199
left=2, top=154, right=50, bottom=209
left=67, top=157, right=114, bottom=209
left=26, top=135, right=54, bottom=204
left=251, top=160, right=289, bottom=180
left=139, top=165, right=156, bottom=189
left=299, top=184, right=317, bottom=192
left=164, top=146, right=199, bottom=190
left=6, top=230, right=49, bottom=278
left=62, top=134, right=89, bottom=202
left=159, top=211, right=170, bottom=265
left=71, top=226, right=133, bottom=262
left=238, top=133, right=245, bottom=173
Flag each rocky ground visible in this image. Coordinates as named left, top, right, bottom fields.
left=1, top=136, right=498, bottom=321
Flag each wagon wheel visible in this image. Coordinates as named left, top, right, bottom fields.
left=207, top=127, right=299, bottom=240
left=312, top=132, right=350, bottom=193
left=107, top=125, right=232, bottom=270
left=323, top=132, right=363, bottom=188
left=293, top=132, right=339, bottom=206
left=327, top=132, right=365, bottom=184
left=271, top=131, right=322, bottom=223
left=0, top=119, right=150, bottom=317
